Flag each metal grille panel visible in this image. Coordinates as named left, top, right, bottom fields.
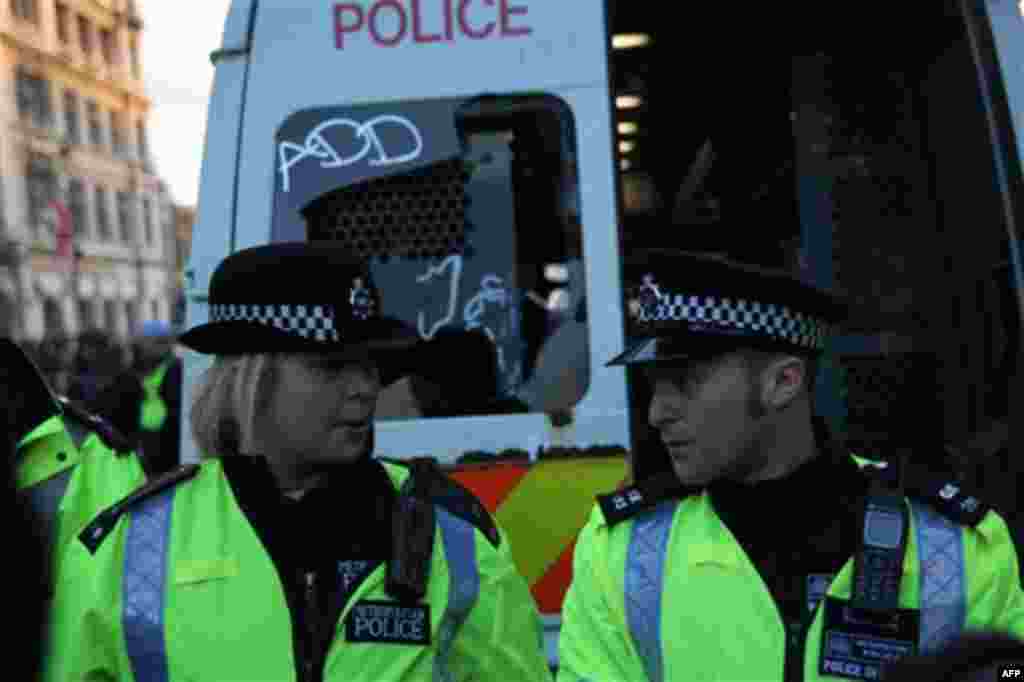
left=307, top=160, right=471, bottom=261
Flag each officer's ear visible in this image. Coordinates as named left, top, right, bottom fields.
left=758, top=355, right=808, bottom=411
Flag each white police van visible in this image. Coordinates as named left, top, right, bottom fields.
left=184, top=0, right=1024, bottom=669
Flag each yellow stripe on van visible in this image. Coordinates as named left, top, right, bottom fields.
left=494, top=457, right=628, bottom=585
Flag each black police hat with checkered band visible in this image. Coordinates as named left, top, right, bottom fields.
left=606, top=249, right=848, bottom=366
left=180, top=243, right=421, bottom=384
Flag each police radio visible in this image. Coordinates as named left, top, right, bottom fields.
left=817, top=460, right=920, bottom=681
left=852, top=481, right=909, bottom=613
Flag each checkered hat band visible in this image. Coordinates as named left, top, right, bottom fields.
left=210, top=304, right=341, bottom=342
left=637, top=292, right=833, bottom=350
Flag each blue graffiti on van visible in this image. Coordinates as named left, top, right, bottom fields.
left=464, top=272, right=513, bottom=377
left=416, top=254, right=463, bottom=340
left=413, top=254, right=519, bottom=388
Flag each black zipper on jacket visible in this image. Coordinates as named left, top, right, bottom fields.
left=783, top=618, right=808, bottom=682
left=217, top=457, right=397, bottom=682
left=303, top=571, right=322, bottom=682
left=280, top=569, right=323, bottom=682
left=279, top=570, right=313, bottom=682
left=784, top=587, right=830, bottom=682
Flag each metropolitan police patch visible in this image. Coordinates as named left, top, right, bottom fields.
left=338, top=560, right=376, bottom=593
left=345, top=600, right=431, bottom=646
left=818, top=597, right=919, bottom=681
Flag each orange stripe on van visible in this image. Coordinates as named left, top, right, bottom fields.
left=449, top=461, right=530, bottom=511
left=531, top=540, right=577, bottom=614
left=452, top=457, right=628, bottom=615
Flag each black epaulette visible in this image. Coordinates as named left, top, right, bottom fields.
left=861, top=458, right=990, bottom=527
left=597, top=473, right=700, bottom=527
left=382, top=456, right=500, bottom=602
left=79, top=464, right=200, bottom=554
left=382, top=457, right=500, bottom=547
left=56, top=396, right=134, bottom=455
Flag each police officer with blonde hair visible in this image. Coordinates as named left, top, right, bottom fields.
left=44, top=242, right=551, bottom=681
left=558, top=249, right=1024, bottom=682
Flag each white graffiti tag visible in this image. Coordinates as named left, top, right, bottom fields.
left=415, top=255, right=463, bottom=340
left=278, top=115, right=424, bottom=193
left=464, top=274, right=510, bottom=373
left=414, top=256, right=519, bottom=388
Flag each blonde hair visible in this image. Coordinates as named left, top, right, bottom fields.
left=190, top=353, right=278, bottom=457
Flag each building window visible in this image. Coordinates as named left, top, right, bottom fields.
left=100, top=28, right=118, bottom=66
left=129, top=37, right=140, bottom=79
left=0, top=293, right=13, bottom=338
left=125, top=301, right=137, bottom=335
left=55, top=3, right=70, bottom=42
left=78, top=299, right=93, bottom=331
left=176, top=233, right=188, bottom=270
left=15, top=67, right=52, bottom=128
left=150, top=299, right=159, bottom=320
left=77, top=14, right=92, bottom=54
left=110, top=111, right=127, bottom=157
left=87, top=99, right=103, bottom=147
left=95, top=186, right=111, bottom=240
left=68, top=178, right=88, bottom=237
left=142, top=197, right=154, bottom=245
left=43, top=298, right=63, bottom=337
left=116, top=191, right=134, bottom=242
left=63, top=89, right=80, bottom=144
left=26, top=158, right=57, bottom=231
left=100, top=28, right=113, bottom=65
left=136, top=121, right=149, bottom=163
left=0, top=176, right=6, bottom=233
left=103, top=299, right=117, bottom=333
left=10, top=0, right=37, bottom=22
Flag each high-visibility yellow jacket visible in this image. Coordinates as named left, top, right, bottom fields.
left=558, top=457, right=1024, bottom=682
left=139, top=359, right=173, bottom=432
left=17, top=414, right=145, bottom=586
left=44, top=458, right=552, bottom=682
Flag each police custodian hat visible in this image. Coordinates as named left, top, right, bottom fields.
left=180, top=242, right=421, bottom=382
left=606, top=249, right=849, bottom=366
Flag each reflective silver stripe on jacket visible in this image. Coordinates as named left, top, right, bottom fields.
left=26, top=468, right=74, bottom=589
left=909, top=499, right=967, bottom=654
left=123, top=487, right=175, bottom=682
left=434, top=507, right=481, bottom=682
left=25, top=468, right=74, bottom=539
left=624, top=501, right=678, bottom=682
left=621, top=499, right=969, bottom=676
left=119, top=491, right=485, bottom=680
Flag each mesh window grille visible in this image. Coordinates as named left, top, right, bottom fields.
left=306, top=160, right=471, bottom=261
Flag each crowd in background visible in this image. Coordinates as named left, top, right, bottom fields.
left=20, top=330, right=142, bottom=408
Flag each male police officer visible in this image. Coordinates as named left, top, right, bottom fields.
left=557, top=249, right=1024, bottom=682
